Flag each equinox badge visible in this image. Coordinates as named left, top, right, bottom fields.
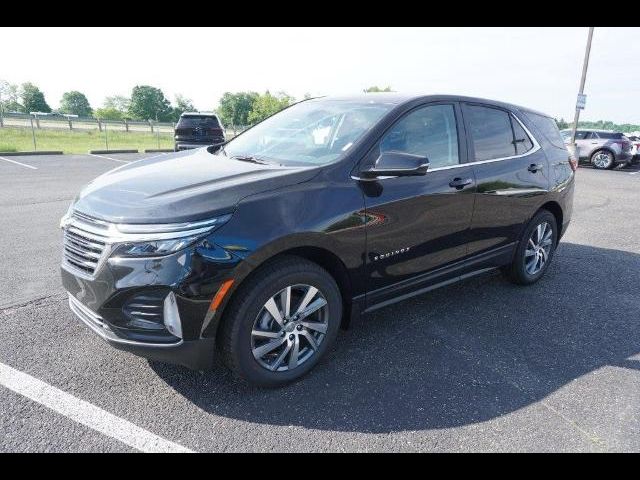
left=374, top=247, right=411, bottom=261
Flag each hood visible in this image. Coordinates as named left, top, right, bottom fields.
left=73, top=148, right=319, bottom=224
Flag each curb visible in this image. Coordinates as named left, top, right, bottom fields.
left=88, top=149, right=138, bottom=154
left=0, top=151, right=64, bottom=156
left=144, top=149, right=174, bottom=153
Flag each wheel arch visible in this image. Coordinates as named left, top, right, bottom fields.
left=207, top=235, right=356, bottom=338
left=535, top=201, right=563, bottom=244
left=590, top=147, right=616, bottom=161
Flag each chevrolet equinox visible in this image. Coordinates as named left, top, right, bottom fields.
left=60, top=94, right=575, bottom=387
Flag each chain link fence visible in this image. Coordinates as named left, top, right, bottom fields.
left=0, top=112, right=250, bottom=153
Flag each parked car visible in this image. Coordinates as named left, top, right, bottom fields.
left=174, top=112, right=225, bottom=151
left=560, top=129, right=633, bottom=169
left=626, top=135, right=640, bottom=163
left=60, top=94, right=575, bottom=387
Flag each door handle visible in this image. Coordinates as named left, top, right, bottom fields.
left=449, top=177, right=473, bottom=189
left=528, top=163, right=544, bottom=173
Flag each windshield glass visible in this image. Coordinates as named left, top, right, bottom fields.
left=220, top=99, right=394, bottom=165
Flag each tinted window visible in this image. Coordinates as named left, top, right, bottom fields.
left=575, top=131, right=588, bottom=140
left=178, top=116, right=221, bottom=128
left=526, top=112, right=566, bottom=149
left=597, top=132, right=624, bottom=139
left=512, top=117, right=534, bottom=154
left=380, top=104, right=459, bottom=168
left=466, top=105, right=515, bottom=161
left=585, top=131, right=599, bottom=139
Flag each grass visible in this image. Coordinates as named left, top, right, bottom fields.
left=0, top=127, right=174, bottom=154
left=0, top=143, right=17, bottom=152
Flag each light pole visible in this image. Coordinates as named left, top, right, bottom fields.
left=569, top=27, right=594, bottom=155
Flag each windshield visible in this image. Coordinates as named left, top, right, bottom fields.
left=219, top=99, right=394, bottom=165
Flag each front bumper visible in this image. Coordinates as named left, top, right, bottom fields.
left=615, top=151, right=633, bottom=164
left=68, top=294, right=216, bottom=369
left=175, top=138, right=224, bottom=150
left=61, top=234, right=242, bottom=370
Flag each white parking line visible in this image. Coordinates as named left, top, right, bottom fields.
left=0, top=362, right=193, bottom=453
left=629, top=170, right=639, bottom=175
left=0, top=156, right=38, bottom=170
left=88, top=153, right=129, bottom=163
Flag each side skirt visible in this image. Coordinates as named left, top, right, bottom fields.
left=352, top=243, right=515, bottom=317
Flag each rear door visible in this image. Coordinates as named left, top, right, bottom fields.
left=461, top=103, right=550, bottom=259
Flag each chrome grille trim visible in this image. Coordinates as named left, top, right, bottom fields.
left=62, top=215, right=110, bottom=278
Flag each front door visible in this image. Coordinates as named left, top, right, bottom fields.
left=357, top=102, right=476, bottom=308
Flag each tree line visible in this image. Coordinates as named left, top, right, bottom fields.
left=0, top=80, right=306, bottom=126
left=3, top=80, right=635, bottom=132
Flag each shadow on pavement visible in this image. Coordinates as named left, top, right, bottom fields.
left=151, top=242, right=640, bottom=433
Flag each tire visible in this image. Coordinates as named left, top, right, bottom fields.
left=218, top=256, right=342, bottom=387
left=590, top=149, right=615, bottom=170
left=503, top=210, right=558, bottom=285
left=174, top=143, right=179, bottom=152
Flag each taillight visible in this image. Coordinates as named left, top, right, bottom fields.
left=568, top=157, right=578, bottom=171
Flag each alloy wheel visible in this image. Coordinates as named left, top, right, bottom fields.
left=251, top=284, right=329, bottom=372
left=525, top=222, right=553, bottom=275
left=592, top=151, right=612, bottom=169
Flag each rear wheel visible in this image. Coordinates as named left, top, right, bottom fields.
left=591, top=149, right=614, bottom=169
left=504, top=210, right=558, bottom=285
left=218, top=256, right=342, bottom=387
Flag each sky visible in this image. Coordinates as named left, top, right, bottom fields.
left=2, top=27, right=639, bottom=124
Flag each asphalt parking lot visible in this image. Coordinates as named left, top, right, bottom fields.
left=0, top=152, right=639, bottom=452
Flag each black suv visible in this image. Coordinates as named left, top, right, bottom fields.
left=174, top=112, right=225, bottom=151
left=61, top=94, right=575, bottom=387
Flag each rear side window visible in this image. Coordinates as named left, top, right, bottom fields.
left=465, top=105, right=533, bottom=161
left=512, top=118, right=534, bottom=154
left=596, top=132, right=624, bottom=139
left=178, top=116, right=221, bottom=128
left=525, top=112, right=566, bottom=149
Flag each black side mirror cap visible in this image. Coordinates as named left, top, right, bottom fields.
left=360, top=151, right=429, bottom=180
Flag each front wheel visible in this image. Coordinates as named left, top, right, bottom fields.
left=218, top=256, right=342, bottom=387
left=591, top=150, right=614, bottom=169
left=503, top=210, right=558, bottom=285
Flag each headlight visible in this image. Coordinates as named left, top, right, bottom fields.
left=112, top=235, right=204, bottom=258
left=109, top=214, right=232, bottom=258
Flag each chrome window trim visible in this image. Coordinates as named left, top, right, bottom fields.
left=352, top=112, right=541, bottom=178
left=430, top=112, right=541, bottom=172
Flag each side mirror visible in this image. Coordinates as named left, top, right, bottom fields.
left=360, top=151, right=429, bottom=179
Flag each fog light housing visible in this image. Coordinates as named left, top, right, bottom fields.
left=163, top=292, right=183, bottom=339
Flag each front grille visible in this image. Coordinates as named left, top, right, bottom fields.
left=62, top=213, right=109, bottom=276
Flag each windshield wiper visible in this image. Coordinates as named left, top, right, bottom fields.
left=230, top=155, right=270, bottom=165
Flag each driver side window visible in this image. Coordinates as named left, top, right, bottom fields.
left=380, top=104, right=460, bottom=168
